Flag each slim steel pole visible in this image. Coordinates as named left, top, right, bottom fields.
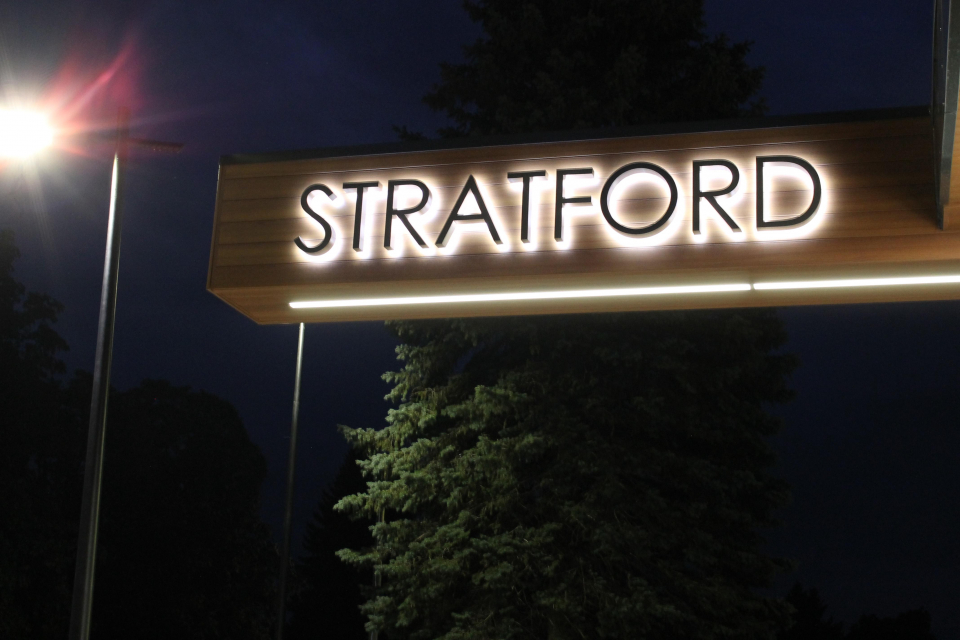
left=69, top=107, right=129, bottom=640
left=277, top=322, right=306, bottom=640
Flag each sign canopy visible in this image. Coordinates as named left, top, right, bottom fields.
left=207, top=108, right=960, bottom=324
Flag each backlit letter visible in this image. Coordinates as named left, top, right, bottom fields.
left=555, top=168, right=594, bottom=241
left=295, top=184, right=336, bottom=254
left=342, top=181, right=380, bottom=251
left=756, top=156, right=822, bottom=229
left=385, top=179, right=431, bottom=250
left=599, top=162, right=678, bottom=237
left=507, top=170, right=547, bottom=243
left=436, top=175, right=502, bottom=248
left=693, top=160, right=741, bottom=234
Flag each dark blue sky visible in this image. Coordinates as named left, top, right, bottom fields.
left=1, top=1, right=956, bottom=637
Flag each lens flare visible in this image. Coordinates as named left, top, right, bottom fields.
left=0, top=110, right=54, bottom=158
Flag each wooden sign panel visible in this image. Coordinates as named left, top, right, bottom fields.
left=208, top=111, right=960, bottom=324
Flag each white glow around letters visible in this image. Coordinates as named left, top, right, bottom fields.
left=348, top=184, right=383, bottom=260
left=436, top=179, right=508, bottom=255
left=299, top=187, right=343, bottom=261
left=693, top=163, right=745, bottom=243
left=386, top=182, right=437, bottom=258
left=602, top=168, right=685, bottom=247
left=754, top=162, right=824, bottom=241
left=508, top=171, right=549, bottom=249
left=554, top=170, right=598, bottom=249
left=290, top=282, right=751, bottom=309
left=753, top=275, right=960, bottom=290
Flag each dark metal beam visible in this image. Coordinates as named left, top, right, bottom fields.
left=933, top=0, right=960, bottom=228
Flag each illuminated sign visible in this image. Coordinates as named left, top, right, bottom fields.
left=289, top=156, right=822, bottom=258
left=207, top=109, right=960, bottom=324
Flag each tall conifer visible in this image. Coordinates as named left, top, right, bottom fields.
left=339, top=2, right=793, bottom=638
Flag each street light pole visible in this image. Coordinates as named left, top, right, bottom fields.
left=69, top=107, right=129, bottom=640
left=67, top=107, right=183, bottom=640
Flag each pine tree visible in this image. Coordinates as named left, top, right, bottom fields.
left=340, top=313, right=794, bottom=639
left=422, top=0, right=764, bottom=138
left=339, top=2, right=793, bottom=638
left=288, top=449, right=372, bottom=640
left=779, top=584, right=844, bottom=640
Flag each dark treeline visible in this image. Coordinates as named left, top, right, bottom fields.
left=0, top=229, right=277, bottom=639
left=782, top=584, right=936, bottom=640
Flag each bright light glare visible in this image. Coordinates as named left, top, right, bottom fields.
left=290, top=283, right=752, bottom=309
left=753, top=275, right=960, bottom=290
left=0, top=110, right=54, bottom=158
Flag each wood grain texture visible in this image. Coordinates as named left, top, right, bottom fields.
left=207, top=115, right=959, bottom=325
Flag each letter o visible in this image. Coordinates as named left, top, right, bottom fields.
left=600, top=162, right=678, bottom=236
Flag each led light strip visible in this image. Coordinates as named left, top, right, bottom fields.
left=290, top=283, right=752, bottom=309
left=290, top=275, right=960, bottom=310
left=753, top=275, right=960, bottom=290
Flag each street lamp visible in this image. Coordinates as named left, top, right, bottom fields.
left=0, top=109, right=54, bottom=158
left=0, top=106, right=182, bottom=640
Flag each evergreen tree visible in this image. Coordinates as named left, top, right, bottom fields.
left=779, top=584, right=844, bottom=640
left=340, top=313, right=794, bottom=639
left=288, top=448, right=372, bottom=640
left=422, top=0, right=764, bottom=137
left=339, top=2, right=792, bottom=638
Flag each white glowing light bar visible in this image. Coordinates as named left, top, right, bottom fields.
left=290, top=275, right=960, bottom=310
left=753, top=275, right=960, bottom=290
left=290, top=283, right=752, bottom=310
left=0, top=110, right=53, bottom=158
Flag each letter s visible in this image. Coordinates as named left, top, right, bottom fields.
left=295, top=184, right=336, bottom=254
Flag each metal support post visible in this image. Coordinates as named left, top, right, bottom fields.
left=277, top=322, right=306, bottom=640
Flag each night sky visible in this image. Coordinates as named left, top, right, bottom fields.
left=1, top=1, right=956, bottom=637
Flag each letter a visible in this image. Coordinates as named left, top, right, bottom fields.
left=435, top=175, right=502, bottom=247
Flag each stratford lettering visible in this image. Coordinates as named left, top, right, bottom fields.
left=295, top=156, right=822, bottom=255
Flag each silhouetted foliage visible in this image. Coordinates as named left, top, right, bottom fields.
left=423, top=0, right=765, bottom=137
left=0, top=230, right=277, bottom=639
left=92, top=379, right=277, bottom=640
left=0, top=229, right=77, bottom=639
left=778, top=584, right=937, bottom=640
left=287, top=448, right=372, bottom=640
left=780, top=584, right=844, bottom=640
left=846, top=609, right=936, bottom=640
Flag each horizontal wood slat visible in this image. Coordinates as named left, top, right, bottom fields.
left=218, top=182, right=934, bottom=224
left=221, top=118, right=929, bottom=179
left=209, top=231, right=960, bottom=290
left=211, top=210, right=947, bottom=269
left=217, top=140, right=931, bottom=202
left=207, top=115, right=957, bottom=324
